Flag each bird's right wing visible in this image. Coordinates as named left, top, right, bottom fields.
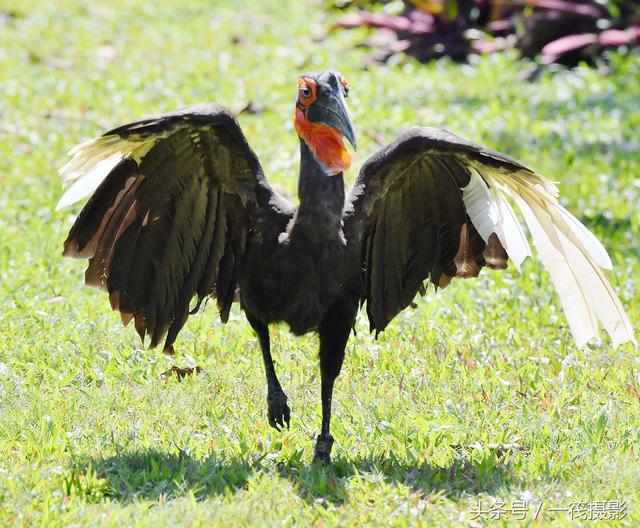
left=344, top=127, right=636, bottom=347
left=57, top=104, right=293, bottom=351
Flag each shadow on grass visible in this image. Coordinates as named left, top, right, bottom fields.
left=70, top=447, right=517, bottom=506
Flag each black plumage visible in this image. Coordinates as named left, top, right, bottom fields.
left=58, top=70, right=635, bottom=463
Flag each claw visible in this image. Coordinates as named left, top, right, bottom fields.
left=313, top=434, right=334, bottom=464
left=161, top=366, right=204, bottom=380
left=267, top=390, right=291, bottom=431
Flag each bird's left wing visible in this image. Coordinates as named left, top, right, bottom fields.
left=57, top=104, right=292, bottom=351
left=344, top=127, right=636, bottom=347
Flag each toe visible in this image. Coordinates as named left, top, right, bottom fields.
left=269, top=415, right=281, bottom=431
left=267, top=391, right=291, bottom=431
left=161, top=366, right=204, bottom=380
left=313, top=434, right=334, bottom=464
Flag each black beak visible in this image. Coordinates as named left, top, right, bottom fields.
left=307, top=92, right=357, bottom=150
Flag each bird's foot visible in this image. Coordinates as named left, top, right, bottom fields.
left=313, top=434, right=334, bottom=465
left=161, top=366, right=204, bottom=380
left=267, top=389, right=290, bottom=431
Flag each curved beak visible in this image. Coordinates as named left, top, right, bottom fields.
left=307, top=92, right=357, bottom=150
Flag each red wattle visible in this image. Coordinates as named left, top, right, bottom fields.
left=294, top=109, right=352, bottom=175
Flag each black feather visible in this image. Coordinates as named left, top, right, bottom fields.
left=64, top=158, right=139, bottom=258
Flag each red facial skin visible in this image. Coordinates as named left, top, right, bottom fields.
left=294, top=77, right=352, bottom=175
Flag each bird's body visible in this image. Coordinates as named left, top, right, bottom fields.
left=241, top=221, right=356, bottom=336
left=57, top=70, right=636, bottom=463
left=240, top=149, right=356, bottom=336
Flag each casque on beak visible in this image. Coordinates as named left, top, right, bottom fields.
left=306, top=91, right=357, bottom=151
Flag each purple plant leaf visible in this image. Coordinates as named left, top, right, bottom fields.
left=599, top=26, right=640, bottom=46
left=336, top=11, right=434, bottom=35
left=488, top=19, right=514, bottom=33
left=541, top=33, right=597, bottom=63
left=335, top=13, right=371, bottom=29
left=472, top=39, right=510, bottom=54
left=363, top=28, right=399, bottom=47
left=523, top=0, right=603, bottom=19
left=406, top=9, right=435, bottom=24
left=390, top=39, right=413, bottom=52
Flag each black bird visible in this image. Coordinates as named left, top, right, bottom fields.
left=57, top=70, right=635, bottom=463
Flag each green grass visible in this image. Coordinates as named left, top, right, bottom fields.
left=1, top=0, right=639, bottom=526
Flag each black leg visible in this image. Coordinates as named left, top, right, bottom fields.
left=314, top=300, right=357, bottom=464
left=246, top=312, right=290, bottom=430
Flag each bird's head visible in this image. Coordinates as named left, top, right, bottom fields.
left=294, top=70, right=356, bottom=176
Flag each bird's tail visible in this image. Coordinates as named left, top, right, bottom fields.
left=462, top=164, right=636, bottom=347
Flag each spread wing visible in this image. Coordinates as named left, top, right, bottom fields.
left=344, top=126, right=636, bottom=347
left=57, top=104, right=293, bottom=351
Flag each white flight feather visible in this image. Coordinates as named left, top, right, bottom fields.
left=516, top=185, right=634, bottom=346
left=59, top=136, right=125, bottom=182
left=460, top=169, right=498, bottom=242
left=493, top=174, right=611, bottom=269
left=466, top=165, right=636, bottom=347
left=512, top=191, right=600, bottom=346
left=549, top=201, right=612, bottom=270
left=493, top=186, right=531, bottom=270
left=56, top=136, right=156, bottom=211
left=56, top=153, right=123, bottom=211
left=461, top=170, right=531, bottom=270
left=558, top=227, right=634, bottom=347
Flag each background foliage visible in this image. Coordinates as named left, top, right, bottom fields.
left=0, top=0, right=639, bottom=526
left=332, top=0, right=640, bottom=70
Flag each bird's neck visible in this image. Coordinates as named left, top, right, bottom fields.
left=291, top=141, right=345, bottom=240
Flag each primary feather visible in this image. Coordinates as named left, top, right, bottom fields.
left=461, top=169, right=531, bottom=271
left=478, top=167, right=635, bottom=346
left=56, top=136, right=158, bottom=211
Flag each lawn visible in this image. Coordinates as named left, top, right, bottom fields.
left=0, top=0, right=639, bottom=526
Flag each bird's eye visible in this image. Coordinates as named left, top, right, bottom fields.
left=339, top=76, right=350, bottom=98
left=299, top=86, right=312, bottom=99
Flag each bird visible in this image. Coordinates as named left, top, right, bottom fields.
left=57, top=70, right=636, bottom=463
